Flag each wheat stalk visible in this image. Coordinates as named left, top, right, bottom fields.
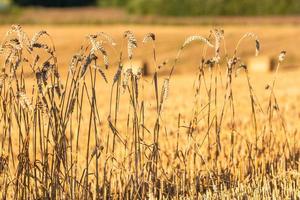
left=182, top=35, right=214, bottom=49
left=235, top=32, right=260, bottom=56
left=124, top=30, right=137, bottom=60
left=16, top=90, right=33, bottom=112
left=30, top=30, right=48, bottom=48
left=143, top=33, right=156, bottom=43
left=88, top=35, right=109, bottom=68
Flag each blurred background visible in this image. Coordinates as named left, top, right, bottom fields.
left=1, top=0, right=300, bottom=23
left=0, top=0, right=299, bottom=75
left=2, top=0, right=300, bottom=16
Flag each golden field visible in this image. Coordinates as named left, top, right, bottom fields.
left=0, top=24, right=299, bottom=71
left=0, top=24, right=299, bottom=199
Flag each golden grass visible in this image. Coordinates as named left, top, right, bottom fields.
left=0, top=25, right=299, bottom=199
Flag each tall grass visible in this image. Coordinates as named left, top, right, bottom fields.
left=0, top=25, right=298, bottom=199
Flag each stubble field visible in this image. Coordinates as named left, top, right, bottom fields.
left=0, top=24, right=299, bottom=199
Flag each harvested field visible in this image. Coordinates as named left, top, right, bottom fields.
left=0, top=24, right=299, bottom=199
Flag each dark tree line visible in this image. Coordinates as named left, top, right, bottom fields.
left=11, top=0, right=300, bottom=15
left=12, top=0, right=96, bottom=7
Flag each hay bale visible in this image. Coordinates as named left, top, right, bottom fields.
left=247, top=56, right=271, bottom=73
left=123, top=59, right=150, bottom=76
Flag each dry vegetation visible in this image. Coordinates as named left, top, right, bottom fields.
left=3, top=7, right=300, bottom=25
left=0, top=24, right=299, bottom=199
